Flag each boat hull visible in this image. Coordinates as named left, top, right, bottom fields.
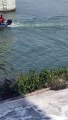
left=0, top=19, right=12, bottom=28
left=0, top=23, right=7, bottom=28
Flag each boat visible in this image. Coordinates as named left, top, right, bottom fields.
left=0, top=19, right=12, bottom=28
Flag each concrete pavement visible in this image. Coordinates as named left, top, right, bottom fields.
left=0, top=88, right=68, bottom=120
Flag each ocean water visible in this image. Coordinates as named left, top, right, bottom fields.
left=0, top=0, right=68, bottom=80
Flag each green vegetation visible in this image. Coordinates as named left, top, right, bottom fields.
left=0, top=67, right=68, bottom=100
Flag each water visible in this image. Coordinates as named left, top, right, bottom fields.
left=0, top=0, right=68, bottom=80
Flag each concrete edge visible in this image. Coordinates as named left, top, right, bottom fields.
left=25, top=88, right=50, bottom=97
left=0, top=8, right=16, bottom=12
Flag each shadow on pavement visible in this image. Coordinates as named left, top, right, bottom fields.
left=0, top=97, right=51, bottom=120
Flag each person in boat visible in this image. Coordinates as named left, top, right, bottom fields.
left=0, top=15, right=5, bottom=23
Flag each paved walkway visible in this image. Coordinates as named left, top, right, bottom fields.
left=0, top=88, right=68, bottom=120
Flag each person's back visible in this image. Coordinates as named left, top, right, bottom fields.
left=0, top=15, right=5, bottom=23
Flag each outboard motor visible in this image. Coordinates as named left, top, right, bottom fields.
left=6, top=19, right=12, bottom=25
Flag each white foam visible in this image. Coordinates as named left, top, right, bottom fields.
left=8, top=22, right=68, bottom=28
left=10, top=22, right=22, bottom=28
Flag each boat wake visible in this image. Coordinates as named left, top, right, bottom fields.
left=9, top=22, right=68, bottom=29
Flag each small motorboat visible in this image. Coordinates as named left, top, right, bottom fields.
left=0, top=19, right=12, bottom=28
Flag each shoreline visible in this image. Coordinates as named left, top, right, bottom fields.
left=0, top=67, right=68, bottom=100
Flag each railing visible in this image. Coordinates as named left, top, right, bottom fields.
left=2, top=0, right=7, bottom=11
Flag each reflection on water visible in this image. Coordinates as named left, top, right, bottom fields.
left=0, top=28, right=15, bottom=80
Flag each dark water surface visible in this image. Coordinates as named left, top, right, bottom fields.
left=0, top=0, right=68, bottom=79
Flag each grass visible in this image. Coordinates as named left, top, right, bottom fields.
left=0, top=67, right=68, bottom=100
